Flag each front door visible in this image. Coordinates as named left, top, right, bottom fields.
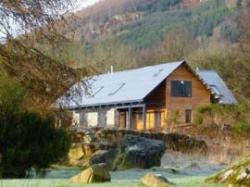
left=119, top=112, right=126, bottom=128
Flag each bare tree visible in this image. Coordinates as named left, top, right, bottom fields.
left=137, top=27, right=196, bottom=66
left=0, top=0, right=92, bottom=110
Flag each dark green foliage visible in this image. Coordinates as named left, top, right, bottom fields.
left=158, top=0, right=181, bottom=11
left=220, top=24, right=241, bottom=42
left=128, top=0, right=181, bottom=12
left=0, top=78, right=71, bottom=178
left=117, top=0, right=238, bottom=49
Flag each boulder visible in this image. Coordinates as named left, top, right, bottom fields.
left=70, top=164, right=111, bottom=184
left=67, top=143, right=96, bottom=166
left=207, top=155, right=250, bottom=186
left=152, top=167, right=180, bottom=175
left=114, top=135, right=165, bottom=170
left=67, top=144, right=85, bottom=166
left=90, top=149, right=117, bottom=170
left=140, top=173, right=171, bottom=187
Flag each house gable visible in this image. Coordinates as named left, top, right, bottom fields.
left=144, top=62, right=211, bottom=107
left=165, top=63, right=211, bottom=124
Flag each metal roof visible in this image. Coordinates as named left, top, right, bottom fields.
left=58, top=61, right=184, bottom=108
left=197, top=70, right=237, bottom=104
left=58, top=61, right=237, bottom=109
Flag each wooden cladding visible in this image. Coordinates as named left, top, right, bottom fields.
left=117, top=63, right=211, bottom=130
left=166, top=64, right=210, bottom=125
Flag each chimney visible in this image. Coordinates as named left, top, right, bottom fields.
left=110, top=65, right=114, bottom=73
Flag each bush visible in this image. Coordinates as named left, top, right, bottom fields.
left=232, top=121, right=250, bottom=136
left=194, top=102, right=250, bottom=136
left=0, top=76, right=71, bottom=178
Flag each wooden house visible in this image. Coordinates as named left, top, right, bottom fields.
left=58, top=61, right=237, bottom=130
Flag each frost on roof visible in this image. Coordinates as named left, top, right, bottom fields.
left=88, top=86, right=104, bottom=98
left=108, top=83, right=126, bottom=96
left=58, top=61, right=184, bottom=108
left=153, top=68, right=164, bottom=77
left=197, top=70, right=237, bottom=104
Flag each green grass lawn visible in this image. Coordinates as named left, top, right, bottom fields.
left=0, top=167, right=224, bottom=187
left=0, top=152, right=227, bottom=187
left=0, top=176, right=223, bottom=187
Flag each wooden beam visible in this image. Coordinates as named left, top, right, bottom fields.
left=142, top=105, right=146, bottom=130
left=116, top=103, right=145, bottom=109
left=127, top=107, right=132, bottom=129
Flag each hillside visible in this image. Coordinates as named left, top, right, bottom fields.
left=70, top=0, right=244, bottom=49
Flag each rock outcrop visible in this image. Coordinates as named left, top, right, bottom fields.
left=113, top=135, right=165, bottom=170
left=67, top=143, right=95, bottom=166
left=70, top=164, right=111, bottom=184
left=90, top=149, right=117, bottom=170
left=140, top=173, right=172, bottom=187
left=207, top=155, right=250, bottom=186
left=91, top=128, right=208, bottom=154
left=67, top=128, right=208, bottom=167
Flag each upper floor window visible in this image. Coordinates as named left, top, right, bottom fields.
left=171, top=80, right=192, bottom=97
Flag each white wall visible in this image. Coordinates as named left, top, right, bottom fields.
left=73, top=108, right=116, bottom=127
left=87, top=112, right=98, bottom=127
left=106, top=109, right=115, bottom=127
left=72, top=111, right=80, bottom=126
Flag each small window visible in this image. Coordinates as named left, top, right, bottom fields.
left=153, top=68, right=164, bottom=77
left=87, top=86, right=104, bottom=98
left=185, top=109, right=192, bottom=123
left=108, top=83, right=125, bottom=96
left=171, top=80, right=192, bottom=97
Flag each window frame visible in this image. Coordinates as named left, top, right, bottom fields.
left=171, top=80, right=192, bottom=97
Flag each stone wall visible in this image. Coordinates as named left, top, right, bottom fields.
left=68, top=128, right=208, bottom=167
left=72, top=128, right=208, bottom=154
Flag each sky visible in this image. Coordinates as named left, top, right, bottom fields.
left=0, top=0, right=102, bottom=41
left=75, top=0, right=102, bottom=10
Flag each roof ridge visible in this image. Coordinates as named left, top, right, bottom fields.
left=94, top=60, right=184, bottom=77
left=196, top=70, right=217, bottom=73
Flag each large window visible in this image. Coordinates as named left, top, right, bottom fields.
left=171, top=80, right=192, bottom=97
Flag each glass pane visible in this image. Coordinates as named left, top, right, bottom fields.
left=171, top=80, right=192, bottom=97
left=185, top=109, right=192, bottom=123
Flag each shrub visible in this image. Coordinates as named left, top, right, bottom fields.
left=0, top=76, right=71, bottom=178
left=232, top=121, right=250, bottom=137
left=194, top=102, right=250, bottom=137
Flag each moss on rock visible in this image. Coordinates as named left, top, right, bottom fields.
left=140, top=173, right=172, bottom=187
left=207, top=155, right=250, bottom=186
